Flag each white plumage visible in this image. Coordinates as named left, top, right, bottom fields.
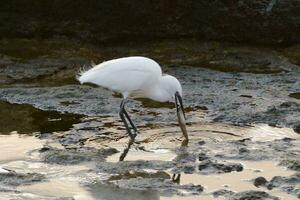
left=78, top=57, right=161, bottom=95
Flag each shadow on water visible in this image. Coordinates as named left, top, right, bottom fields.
left=88, top=182, right=159, bottom=200
left=289, top=92, right=300, bottom=100
left=0, top=101, right=83, bottom=134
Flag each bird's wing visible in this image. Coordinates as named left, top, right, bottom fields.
left=77, top=57, right=162, bottom=95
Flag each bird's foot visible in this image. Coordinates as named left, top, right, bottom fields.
left=181, top=138, right=189, bottom=147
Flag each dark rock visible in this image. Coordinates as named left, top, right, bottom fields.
left=96, top=160, right=174, bottom=174
left=198, top=160, right=243, bottom=174
left=40, top=146, right=118, bottom=165
left=110, top=177, right=203, bottom=196
left=108, top=171, right=170, bottom=181
left=198, top=153, right=208, bottom=161
left=0, top=172, right=45, bottom=186
left=230, top=190, right=279, bottom=200
left=239, top=147, right=250, bottom=154
left=198, top=140, right=206, bottom=146
left=279, top=159, right=300, bottom=171
left=294, top=123, right=300, bottom=134
left=174, top=151, right=197, bottom=163
left=265, top=173, right=300, bottom=198
left=212, top=189, right=234, bottom=197
left=96, top=147, right=119, bottom=157
left=0, top=1, right=300, bottom=45
left=41, top=148, right=91, bottom=164
left=267, top=173, right=300, bottom=190
left=253, top=176, right=268, bottom=187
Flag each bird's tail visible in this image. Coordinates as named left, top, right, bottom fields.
left=76, top=62, right=96, bottom=84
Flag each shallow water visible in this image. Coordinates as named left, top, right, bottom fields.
left=0, top=128, right=299, bottom=200
left=168, top=161, right=297, bottom=200
left=0, top=101, right=82, bottom=134
left=289, top=92, right=300, bottom=100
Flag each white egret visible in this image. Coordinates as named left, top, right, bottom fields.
left=77, top=56, right=188, bottom=145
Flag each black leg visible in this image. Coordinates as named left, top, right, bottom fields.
left=119, top=99, right=137, bottom=140
left=123, top=109, right=138, bottom=133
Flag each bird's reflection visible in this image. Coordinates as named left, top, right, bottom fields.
left=171, top=173, right=181, bottom=184
left=171, top=139, right=189, bottom=184
left=118, top=137, right=188, bottom=162
left=119, top=138, right=135, bottom=161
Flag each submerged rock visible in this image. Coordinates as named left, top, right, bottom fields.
left=96, top=160, right=174, bottom=174
left=214, top=138, right=299, bottom=161
left=110, top=177, right=203, bottom=196
left=266, top=173, right=300, bottom=198
left=280, top=159, right=300, bottom=172
left=108, top=171, right=170, bottom=181
left=212, top=189, right=235, bottom=198
left=40, top=146, right=118, bottom=165
left=198, top=159, right=243, bottom=174
left=0, top=171, right=45, bottom=186
left=230, top=190, right=279, bottom=200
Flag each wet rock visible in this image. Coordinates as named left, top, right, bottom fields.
left=96, top=147, right=119, bottom=158
left=1, top=43, right=299, bottom=130
left=96, top=160, right=174, bottom=174
left=172, top=151, right=197, bottom=174
left=280, top=159, right=300, bottom=171
left=198, top=153, right=209, bottom=161
left=212, top=189, right=234, bottom=198
left=0, top=185, right=20, bottom=193
left=215, top=138, right=299, bottom=161
left=173, top=151, right=197, bottom=164
left=198, top=159, right=243, bottom=174
left=108, top=171, right=170, bottom=181
left=40, top=146, right=118, bottom=164
left=266, top=173, right=300, bottom=198
left=41, top=148, right=91, bottom=164
left=235, top=102, right=300, bottom=129
left=230, top=190, right=279, bottom=200
left=208, top=48, right=286, bottom=73
left=239, top=147, right=250, bottom=154
left=110, top=177, right=203, bottom=196
left=267, top=173, right=300, bottom=189
left=197, top=140, right=206, bottom=146
left=294, top=123, right=300, bottom=134
left=0, top=171, right=45, bottom=186
left=253, top=176, right=268, bottom=187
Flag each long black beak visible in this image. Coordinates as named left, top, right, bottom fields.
left=175, top=91, right=188, bottom=146
left=175, top=92, right=186, bottom=119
